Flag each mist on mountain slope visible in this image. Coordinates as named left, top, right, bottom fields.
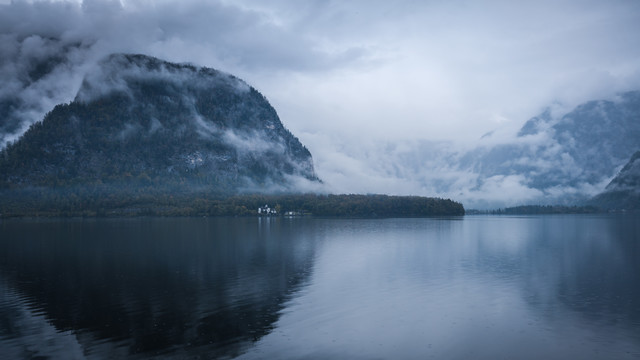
left=0, top=54, right=322, bottom=194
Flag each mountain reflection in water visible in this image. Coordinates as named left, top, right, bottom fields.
left=0, top=217, right=318, bottom=359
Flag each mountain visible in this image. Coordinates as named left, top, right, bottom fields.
left=348, top=91, right=640, bottom=209
left=457, top=91, right=640, bottom=205
left=590, top=150, right=640, bottom=210
left=0, top=54, right=319, bottom=194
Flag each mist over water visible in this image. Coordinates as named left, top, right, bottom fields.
left=1, top=215, right=639, bottom=359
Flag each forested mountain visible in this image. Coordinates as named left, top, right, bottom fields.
left=590, top=150, right=640, bottom=210
left=0, top=54, right=319, bottom=193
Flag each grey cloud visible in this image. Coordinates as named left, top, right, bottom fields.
left=0, top=0, right=372, bottom=148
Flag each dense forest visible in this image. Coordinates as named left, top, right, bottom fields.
left=0, top=189, right=464, bottom=218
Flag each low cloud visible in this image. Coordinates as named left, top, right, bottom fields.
left=0, top=0, right=371, bottom=148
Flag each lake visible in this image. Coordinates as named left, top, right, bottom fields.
left=1, top=215, right=639, bottom=359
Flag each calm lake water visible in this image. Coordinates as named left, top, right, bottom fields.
left=1, top=215, right=639, bottom=359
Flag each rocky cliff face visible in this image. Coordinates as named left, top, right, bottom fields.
left=0, top=54, right=319, bottom=193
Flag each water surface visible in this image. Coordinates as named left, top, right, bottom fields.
left=1, top=215, right=639, bottom=359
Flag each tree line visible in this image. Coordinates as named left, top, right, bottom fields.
left=466, top=205, right=600, bottom=215
left=0, top=188, right=464, bottom=218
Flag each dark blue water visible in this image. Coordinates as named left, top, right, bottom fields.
left=1, top=215, right=639, bottom=359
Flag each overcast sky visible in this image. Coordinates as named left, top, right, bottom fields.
left=2, top=0, right=640, bottom=203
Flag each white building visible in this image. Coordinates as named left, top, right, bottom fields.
left=258, top=205, right=277, bottom=215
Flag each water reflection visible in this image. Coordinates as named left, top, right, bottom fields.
left=1, top=215, right=639, bottom=359
left=240, top=216, right=640, bottom=360
left=0, top=217, right=318, bottom=359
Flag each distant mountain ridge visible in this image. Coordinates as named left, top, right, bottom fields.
left=519, top=91, right=640, bottom=186
left=457, top=90, right=640, bottom=205
left=0, top=54, right=319, bottom=193
left=353, top=90, right=640, bottom=208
